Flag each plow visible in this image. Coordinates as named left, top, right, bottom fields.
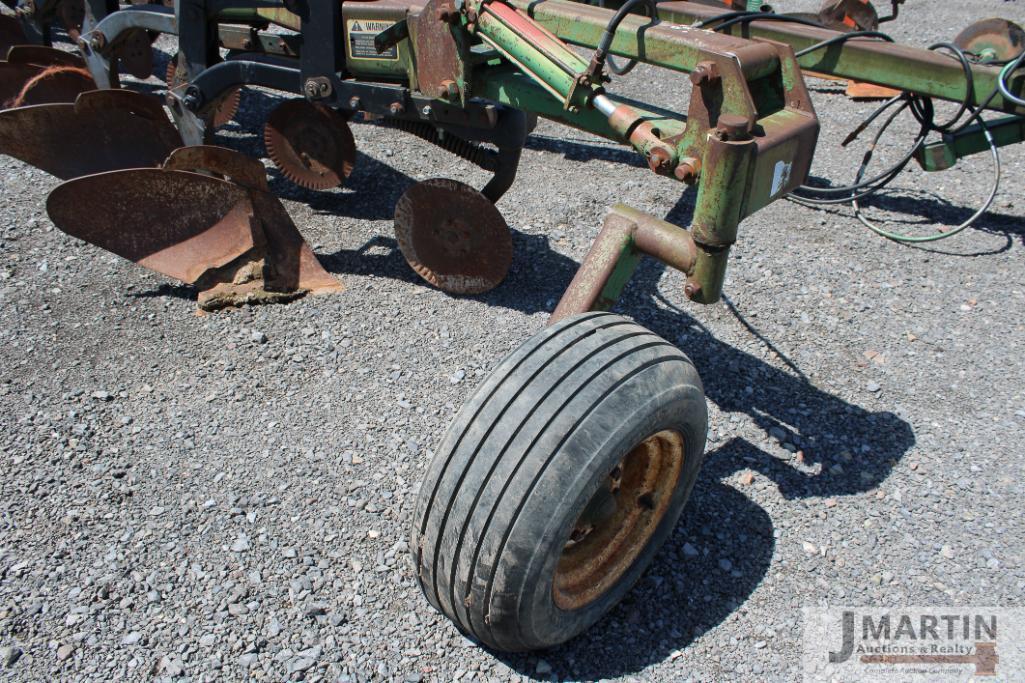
left=0, top=0, right=1022, bottom=652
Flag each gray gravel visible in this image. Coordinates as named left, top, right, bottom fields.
left=2, top=0, right=1025, bottom=680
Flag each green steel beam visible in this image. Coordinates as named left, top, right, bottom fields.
left=510, top=0, right=1025, bottom=115
left=916, top=115, right=1025, bottom=171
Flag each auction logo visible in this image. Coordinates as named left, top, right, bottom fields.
left=803, top=608, right=1025, bottom=682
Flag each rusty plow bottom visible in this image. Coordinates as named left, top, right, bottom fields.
left=0, top=88, right=182, bottom=179
left=0, top=46, right=95, bottom=109
left=44, top=148, right=343, bottom=311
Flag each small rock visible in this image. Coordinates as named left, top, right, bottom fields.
left=121, top=631, right=142, bottom=646
left=251, top=331, right=268, bottom=344
left=940, top=545, right=955, bottom=560
left=91, top=390, right=112, bottom=401
left=238, top=653, right=258, bottom=668
left=683, top=543, right=699, bottom=557
left=866, top=382, right=881, bottom=393
left=802, top=541, right=818, bottom=555
left=449, top=369, right=465, bottom=384
left=718, top=558, right=733, bottom=571
left=535, top=659, right=553, bottom=675
left=56, top=644, right=74, bottom=661
left=1, top=646, right=22, bottom=668
left=231, top=535, right=250, bottom=553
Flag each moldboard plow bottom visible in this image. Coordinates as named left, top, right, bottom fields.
left=46, top=146, right=342, bottom=311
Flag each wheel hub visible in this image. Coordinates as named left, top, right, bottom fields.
left=553, top=430, right=685, bottom=611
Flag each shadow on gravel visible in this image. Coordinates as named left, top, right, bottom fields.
left=318, top=229, right=580, bottom=316
left=492, top=201, right=915, bottom=679
left=524, top=133, right=647, bottom=168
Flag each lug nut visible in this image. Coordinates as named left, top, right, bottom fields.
left=389, top=102, right=405, bottom=115
left=349, top=96, right=361, bottom=109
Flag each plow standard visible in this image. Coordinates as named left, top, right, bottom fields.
left=0, top=0, right=1021, bottom=652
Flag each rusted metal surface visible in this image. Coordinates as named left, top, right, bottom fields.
left=553, top=430, right=684, bottom=611
left=113, top=27, right=153, bottom=80
left=264, top=99, right=356, bottom=190
left=816, top=0, right=879, bottom=31
left=163, top=144, right=269, bottom=191
left=954, top=18, right=1025, bottom=63
left=47, top=169, right=256, bottom=283
left=0, top=63, right=94, bottom=108
left=165, top=54, right=240, bottom=128
left=394, top=178, right=511, bottom=295
left=551, top=204, right=697, bottom=323
left=45, top=151, right=342, bottom=310
left=0, top=89, right=181, bottom=179
left=413, top=0, right=466, bottom=104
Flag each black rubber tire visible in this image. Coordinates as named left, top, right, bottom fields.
left=411, top=312, right=708, bottom=651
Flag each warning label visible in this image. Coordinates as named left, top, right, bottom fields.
left=347, top=19, right=398, bottom=61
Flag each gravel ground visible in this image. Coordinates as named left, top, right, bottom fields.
left=2, top=1, right=1025, bottom=680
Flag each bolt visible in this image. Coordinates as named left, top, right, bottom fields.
left=674, top=157, right=700, bottom=184
left=684, top=281, right=702, bottom=300
left=389, top=102, right=405, bottom=115
left=304, top=79, right=319, bottom=99
left=182, top=93, right=200, bottom=111
left=318, top=81, right=330, bottom=96
left=349, top=96, right=361, bottom=109
left=689, top=61, right=719, bottom=87
left=89, top=33, right=105, bottom=51
left=421, top=105, right=432, bottom=117
left=717, top=113, right=751, bottom=141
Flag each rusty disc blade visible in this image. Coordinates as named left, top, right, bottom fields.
left=0, top=14, right=26, bottom=57
left=0, top=62, right=94, bottom=108
left=264, top=98, right=355, bottom=190
left=954, top=18, right=1025, bottom=63
left=165, top=54, right=239, bottom=128
left=114, top=27, right=152, bottom=80
left=0, top=89, right=181, bottom=178
left=47, top=168, right=254, bottom=284
left=393, top=178, right=511, bottom=295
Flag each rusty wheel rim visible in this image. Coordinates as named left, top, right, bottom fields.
left=553, top=430, right=684, bottom=611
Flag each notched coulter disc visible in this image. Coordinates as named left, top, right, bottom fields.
left=393, top=178, right=512, bottom=295
left=954, top=18, right=1025, bottom=63
left=264, top=98, right=355, bottom=190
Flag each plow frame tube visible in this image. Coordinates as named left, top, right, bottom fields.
left=641, top=0, right=1025, bottom=114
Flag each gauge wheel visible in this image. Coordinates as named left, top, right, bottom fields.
left=412, top=312, right=708, bottom=651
